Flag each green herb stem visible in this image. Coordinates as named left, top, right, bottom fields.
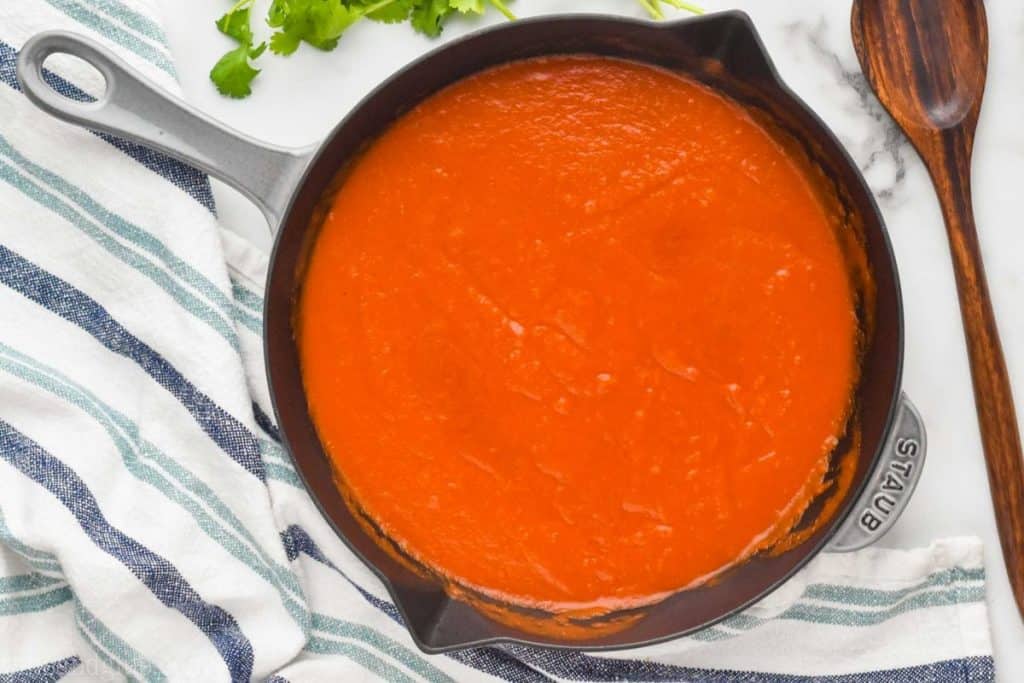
left=489, top=0, right=517, bottom=21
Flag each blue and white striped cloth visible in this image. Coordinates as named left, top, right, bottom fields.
left=0, top=1, right=997, bottom=681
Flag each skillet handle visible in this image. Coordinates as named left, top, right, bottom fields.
left=826, top=394, right=927, bottom=552
left=16, top=30, right=314, bottom=228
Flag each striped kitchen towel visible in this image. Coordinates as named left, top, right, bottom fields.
left=0, top=1, right=995, bottom=681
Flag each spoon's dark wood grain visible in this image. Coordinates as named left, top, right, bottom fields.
left=852, top=0, right=1024, bottom=618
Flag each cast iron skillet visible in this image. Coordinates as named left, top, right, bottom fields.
left=17, top=11, right=926, bottom=653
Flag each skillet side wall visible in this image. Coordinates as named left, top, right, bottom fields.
left=264, top=13, right=903, bottom=652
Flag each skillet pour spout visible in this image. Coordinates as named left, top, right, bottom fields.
left=17, top=11, right=919, bottom=652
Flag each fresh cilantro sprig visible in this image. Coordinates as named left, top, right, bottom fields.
left=210, top=0, right=267, bottom=97
left=210, top=0, right=702, bottom=98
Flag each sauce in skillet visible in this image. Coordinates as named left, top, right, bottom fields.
left=298, top=57, right=858, bottom=618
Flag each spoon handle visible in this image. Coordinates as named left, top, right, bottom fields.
left=928, top=132, right=1024, bottom=614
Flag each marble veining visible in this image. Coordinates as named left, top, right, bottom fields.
left=779, top=17, right=911, bottom=204
left=787, top=18, right=910, bottom=202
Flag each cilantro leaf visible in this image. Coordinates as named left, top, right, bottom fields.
left=449, top=0, right=484, bottom=12
left=363, top=0, right=413, bottom=23
left=410, top=0, right=514, bottom=36
left=269, top=29, right=302, bottom=55
left=307, top=1, right=362, bottom=48
left=449, top=0, right=514, bottom=20
left=410, top=0, right=454, bottom=37
left=267, top=0, right=289, bottom=27
left=211, top=0, right=266, bottom=97
left=268, top=0, right=364, bottom=54
left=215, top=1, right=254, bottom=43
left=210, top=41, right=266, bottom=98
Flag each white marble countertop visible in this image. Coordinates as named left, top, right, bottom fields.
left=164, top=0, right=1024, bottom=678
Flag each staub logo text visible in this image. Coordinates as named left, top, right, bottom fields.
left=859, top=436, right=921, bottom=533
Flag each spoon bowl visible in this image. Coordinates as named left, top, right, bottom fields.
left=852, top=0, right=987, bottom=135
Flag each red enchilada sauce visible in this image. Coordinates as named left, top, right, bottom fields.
left=298, top=57, right=858, bottom=622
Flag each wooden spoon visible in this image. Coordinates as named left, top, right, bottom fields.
left=851, top=0, right=1024, bottom=618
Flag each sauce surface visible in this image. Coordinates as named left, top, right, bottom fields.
left=298, top=57, right=858, bottom=613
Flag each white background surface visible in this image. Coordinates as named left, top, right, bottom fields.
left=162, top=0, right=1024, bottom=678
